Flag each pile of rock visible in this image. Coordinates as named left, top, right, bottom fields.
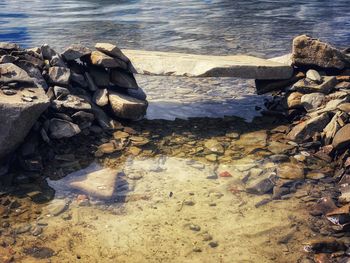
left=0, top=41, right=148, bottom=161
left=259, top=35, right=350, bottom=259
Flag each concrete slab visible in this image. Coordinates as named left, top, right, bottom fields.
left=122, top=49, right=294, bottom=79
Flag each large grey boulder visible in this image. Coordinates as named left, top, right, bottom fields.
left=287, top=113, right=330, bottom=142
left=109, top=91, right=148, bottom=120
left=292, top=35, right=350, bottom=70
left=122, top=49, right=294, bottom=79
left=0, top=87, right=49, bottom=159
left=0, top=63, right=34, bottom=84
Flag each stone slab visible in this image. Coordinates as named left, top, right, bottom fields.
left=122, top=49, right=294, bottom=79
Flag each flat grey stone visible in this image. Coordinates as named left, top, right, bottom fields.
left=122, top=49, right=294, bottom=79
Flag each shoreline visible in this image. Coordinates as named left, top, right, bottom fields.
left=1, top=35, right=350, bottom=262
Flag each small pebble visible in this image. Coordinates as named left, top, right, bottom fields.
left=193, top=247, right=202, bottom=253
left=209, top=241, right=219, bottom=248
left=189, top=224, right=201, bottom=232
left=3, top=89, right=17, bottom=95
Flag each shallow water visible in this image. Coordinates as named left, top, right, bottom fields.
left=0, top=117, right=330, bottom=262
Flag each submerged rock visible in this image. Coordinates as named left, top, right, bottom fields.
left=277, top=163, right=305, bottom=180
left=292, top=35, right=350, bottom=70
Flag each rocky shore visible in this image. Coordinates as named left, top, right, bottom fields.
left=1, top=35, right=350, bottom=262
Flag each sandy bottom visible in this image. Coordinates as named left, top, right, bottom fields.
left=12, top=156, right=313, bottom=263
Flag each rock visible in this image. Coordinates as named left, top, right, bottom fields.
left=44, top=199, right=68, bottom=216
left=291, top=76, right=337, bottom=94
left=109, top=91, right=148, bottom=120
left=301, top=93, right=325, bottom=111
left=255, top=72, right=304, bottom=95
left=2, top=89, right=17, bottom=96
left=292, top=35, right=350, bottom=70
left=61, top=44, right=91, bottom=61
left=268, top=53, right=292, bottom=66
left=49, top=163, right=119, bottom=199
left=205, top=154, right=217, bottom=162
left=245, top=172, right=277, bottom=195
left=90, top=51, right=127, bottom=69
left=48, top=66, right=71, bottom=85
left=287, top=113, right=330, bottom=142
left=286, top=92, right=303, bottom=109
left=90, top=103, right=114, bottom=130
left=0, top=87, right=49, bottom=158
left=0, top=55, right=16, bottom=63
left=0, top=42, right=19, bottom=50
left=189, top=224, right=201, bottom=231
left=89, top=67, right=110, bottom=87
left=110, top=69, right=138, bottom=89
left=267, top=141, right=295, bottom=154
left=92, top=88, right=109, bottom=107
left=53, top=86, right=70, bottom=99
left=50, top=54, right=66, bottom=67
left=338, top=103, right=350, bottom=113
left=127, top=87, right=147, bottom=100
left=0, top=63, right=33, bottom=84
left=277, top=163, right=305, bottom=179
left=304, top=239, right=347, bottom=253
left=122, top=49, right=294, bottom=79
left=332, top=124, right=350, bottom=151
left=49, top=118, right=81, bottom=139
left=71, top=111, right=94, bottom=123
left=306, top=69, right=322, bottom=83
left=71, top=72, right=88, bottom=88
left=204, top=139, right=224, bottom=154
left=323, top=112, right=341, bottom=145
left=335, top=81, right=350, bottom=89
left=84, top=72, right=98, bottom=91
left=52, top=94, right=92, bottom=112
left=95, top=43, right=129, bottom=62
left=17, top=62, right=48, bottom=90
left=41, top=44, right=57, bottom=60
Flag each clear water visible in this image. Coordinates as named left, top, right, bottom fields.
left=1, top=0, right=349, bottom=120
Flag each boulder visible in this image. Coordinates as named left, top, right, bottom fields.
left=109, top=91, right=148, bottom=120
left=0, top=42, right=19, bottom=50
left=332, top=124, right=350, bottom=151
left=306, top=69, right=322, bottom=83
left=287, top=113, right=330, bottom=142
left=110, top=69, right=138, bottom=89
left=48, top=66, right=71, bottom=85
left=49, top=118, right=81, bottom=139
left=89, top=67, right=110, bottom=87
left=90, top=51, right=127, bottom=69
left=292, top=35, right=350, bottom=70
left=127, top=87, right=147, bottom=100
left=301, top=93, right=325, bottom=111
left=291, top=76, right=337, bottom=94
left=53, top=86, right=70, bottom=99
left=61, top=44, right=91, bottom=61
left=0, top=87, right=49, bottom=159
left=84, top=72, right=98, bottom=91
left=50, top=54, right=67, bottom=67
left=93, top=88, right=109, bottom=107
left=0, top=55, right=16, bottom=64
left=16, top=61, right=48, bottom=90
left=95, top=43, right=129, bottom=62
left=51, top=94, right=92, bottom=112
left=0, top=63, right=34, bottom=84
left=71, top=72, right=88, bottom=88
left=41, top=44, right=57, bottom=60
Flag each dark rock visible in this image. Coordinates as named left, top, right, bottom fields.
left=255, top=72, right=304, bottom=95
left=62, top=44, right=91, bottom=61
left=49, top=118, right=81, bottom=139
left=291, top=76, right=337, bottom=94
left=292, top=35, right=350, bottom=70
left=89, top=66, right=110, bottom=87
left=110, top=69, right=138, bottom=89
left=41, top=44, right=57, bottom=60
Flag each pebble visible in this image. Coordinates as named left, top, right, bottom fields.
left=31, top=225, right=43, bottom=236
left=189, top=224, right=201, bottom=232
left=2, top=89, right=17, bottom=95
left=209, top=241, right=219, bottom=248
left=202, top=233, right=213, bottom=241
left=193, top=247, right=202, bottom=252
left=184, top=200, right=195, bottom=206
